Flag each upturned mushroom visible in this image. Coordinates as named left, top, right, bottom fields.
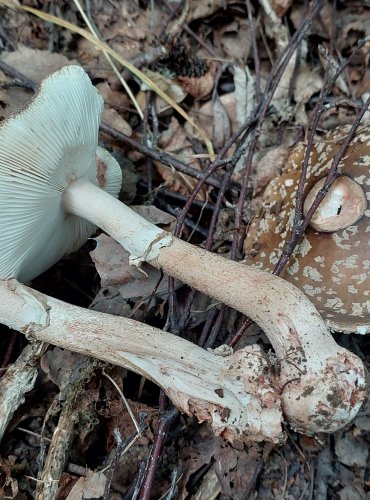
left=243, top=125, right=370, bottom=335
left=0, top=65, right=367, bottom=435
left=0, top=65, right=122, bottom=282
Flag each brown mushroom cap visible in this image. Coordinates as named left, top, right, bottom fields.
left=244, top=124, right=370, bottom=334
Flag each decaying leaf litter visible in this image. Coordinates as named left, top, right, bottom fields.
left=0, top=1, right=369, bottom=498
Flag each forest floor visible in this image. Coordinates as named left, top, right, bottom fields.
left=0, top=1, right=369, bottom=499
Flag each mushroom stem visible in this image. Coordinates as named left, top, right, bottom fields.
left=63, top=179, right=368, bottom=433
left=0, top=279, right=283, bottom=444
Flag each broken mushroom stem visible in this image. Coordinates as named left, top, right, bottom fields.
left=63, top=179, right=368, bottom=433
left=0, top=279, right=282, bottom=444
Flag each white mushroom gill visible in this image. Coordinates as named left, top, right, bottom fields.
left=0, top=66, right=122, bottom=282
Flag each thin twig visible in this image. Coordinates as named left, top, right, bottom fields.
left=0, top=59, right=37, bottom=91
left=139, top=406, right=178, bottom=500
left=246, top=0, right=261, bottom=102
left=0, top=19, right=16, bottom=49
left=100, top=122, right=225, bottom=189
left=143, top=91, right=153, bottom=193
left=232, top=0, right=325, bottom=259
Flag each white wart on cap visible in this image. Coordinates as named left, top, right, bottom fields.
left=0, top=65, right=122, bottom=282
left=244, top=124, right=370, bottom=334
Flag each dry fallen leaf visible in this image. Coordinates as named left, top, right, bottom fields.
left=90, top=233, right=174, bottom=300
left=90, top=210, right=181, bottom=316
left=66, top=470, right=107, bottom=500
left=213, top=97, right=231, bottom=149
left=102, top=108, right=132, bottom=136
left=271, top=0, right=293, bottom=17
left=2, top=45, right=73, bottom=81
left=155, top=117, right=207, bottom=198
left=293, top=68, right=324, bottom=124
left=335, top=431, right=369, bottom=468
left=188, top=93, right=238, bottom=146
left=96, top=81, right=130, bottom=111
left=252, top=146, right=290, bottom=194
left=188, top=0, right=226, bottom=21
left=0, top=458, right=19, bottom=500
left=233, top=65, right=255, bottom=128
left=40, top=348, right=91, bottom=389
left=90, top=286, right=133, bottom=316
left=215, top=19, right=251, bottom=61
left=0, top=46, right=75, bottom=118
left=158, top=116, right=192, bottom=152
left=137, top=68, right=187, bottom=115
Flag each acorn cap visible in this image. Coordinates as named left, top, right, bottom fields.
left=244, top=124, right=370, bottom=334
left=0, top=65, right=122, bottom=282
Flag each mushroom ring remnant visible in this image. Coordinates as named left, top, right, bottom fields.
left=244, top=125, right=370, bottom=334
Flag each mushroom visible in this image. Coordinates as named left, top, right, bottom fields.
left=0, top=65, right=122, bottom=282
left=243, top=125, right=370, bottom=335
left=0, top=66, right=367, bottom=435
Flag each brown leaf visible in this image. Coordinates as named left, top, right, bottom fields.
left=215, top=20, right=251, bottom=61
left=136, top=69, right=187, bottom=115
left=102, top=108, right=132, bottom=136
left=104, top=399, right=157, bottom=451
left=90, top=234, right=174, bottom=300
left=252, top=146, right=290, bottom=194
left=0, top=459, right=19, bottom=500
left=96, top=81, right=130, bottom=111
left=158, top=116, right=192, bottom=151
left=66, top=471, right=107, bottom=500
left=271, top=0, right=293, bottom=17
left=40, top=348, right=91, bottom=389
left=155, top=118, right=207, bottom=198
left=153, top=160, right=204, bottom=197
left=187, top=93, right=238, bottom=145
left=2, top=46, right=73, bottom=81
left=213, top=97, right=231, bottom=149
left=293, top=68, right=324, bottom=124
left=90, top=287, right=133, bottom=316
left=188, top=0, right=226, bottom=21
left=0, top=47, right=75, bottom=119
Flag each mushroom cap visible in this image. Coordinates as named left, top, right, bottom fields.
left=0, top=65, right=122, bottom=283
left=244, top=124, right=370, bottom=334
